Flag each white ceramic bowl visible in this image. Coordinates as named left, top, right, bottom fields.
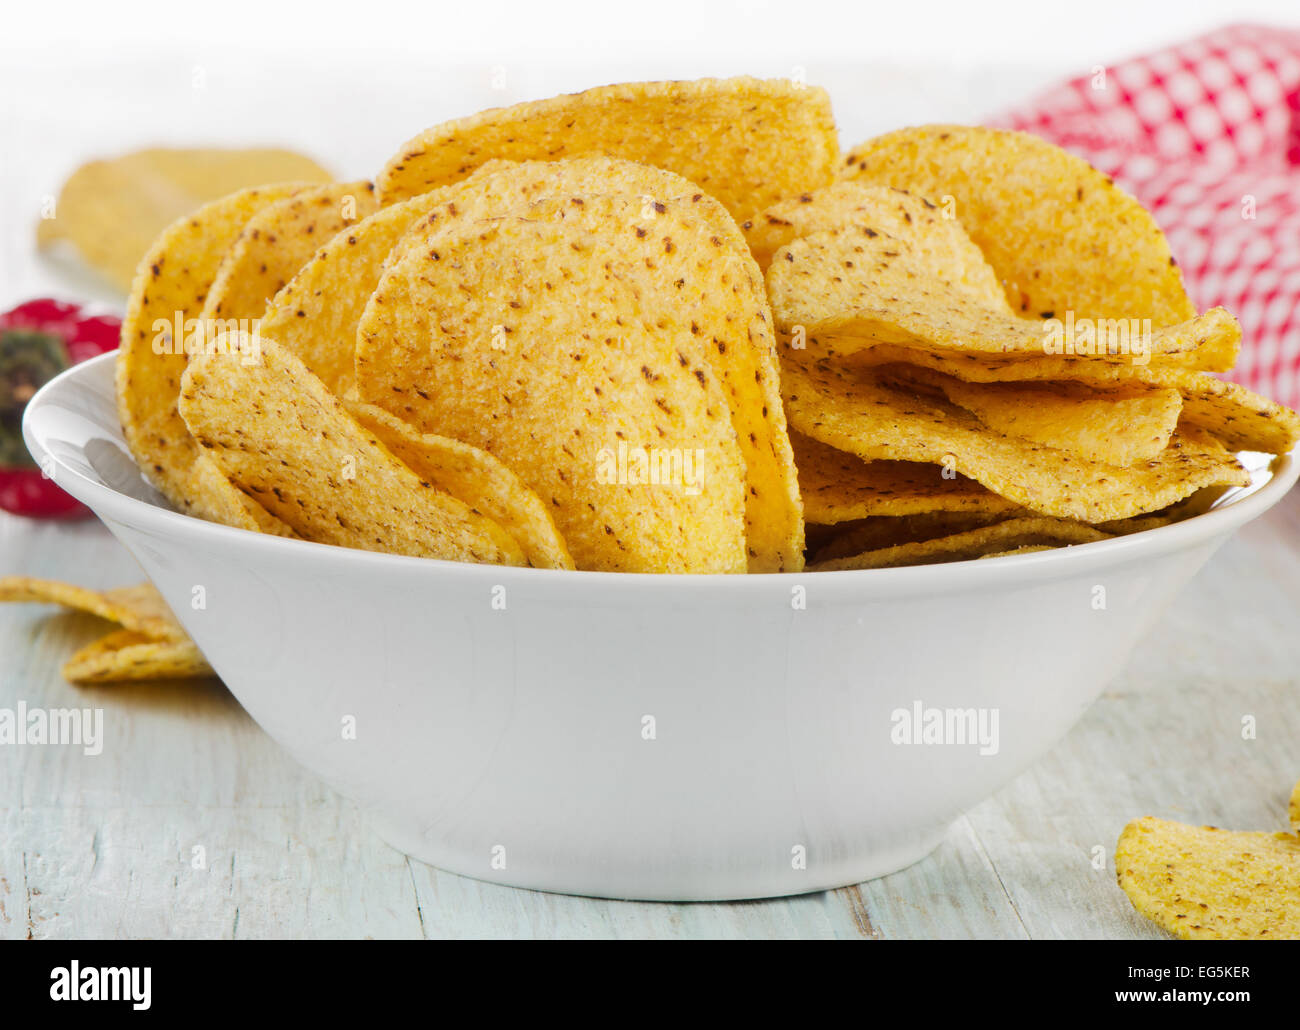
left=24, top=352, right=1299, bottom=900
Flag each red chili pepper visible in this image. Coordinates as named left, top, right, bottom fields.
left=0, top=298, right=120, bottom=518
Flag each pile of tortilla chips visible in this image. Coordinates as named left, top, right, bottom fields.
left=107, top=79, right=1298, bottom=575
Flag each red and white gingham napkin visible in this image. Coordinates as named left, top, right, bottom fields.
left=991, top=23, right=1300, bottom=408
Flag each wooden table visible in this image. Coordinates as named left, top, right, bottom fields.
left=2, top=489, right=1296, bottom=940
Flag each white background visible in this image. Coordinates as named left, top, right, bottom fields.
left=4, top=0, right=1300, bottom=305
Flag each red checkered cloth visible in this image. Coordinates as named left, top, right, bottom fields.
left=990, top=23, right=1300, bottom=408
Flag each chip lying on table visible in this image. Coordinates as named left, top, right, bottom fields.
left=102, top=81, right=1297, bottom=573
left=1116, top=777, right=1300, bottom=940
left=37, top=146, right=332, bottom=293
left=0, top=577, right=211, bottom=684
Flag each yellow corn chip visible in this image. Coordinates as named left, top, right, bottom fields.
left=62, top=629, right=213, bottom=684
left=811, top=516, right=1111, bottom=570
left=1117, top=816, right=1300, bottom=939
left=37, top=147, right=331, bottom=291
left=262, top=156, right=747, bottom=397
left=377, top=77, right=839, bottom=223
left=811, top=511, right=1021, bottom=563
left=179, top=334, right=527, bottom=566
left=882, top=365, right=1183, bottom=466
left=0, top=577, right=186, bottom=641
left=791, top=430, right=1021, bottom=523
left=381, top=157, right=802, bottom=570
left=259, top=193, right=445, bottom=396
left=345, top=400, right=574, bottom=570
left=1291, top=779, right=1300, bottom=832
left=977, top=545, right=1056, bottom=559
left=841, top=124, right=1196, bottom=327
left=1098, top=488, right=1225, bottom=535
left=769, top=224, right=1236, bottom=369
left=382, top=154, right=752, bottom=268
left=199, top=181, right=378, bottom=322
left=116, top=183, right=310, bottom=521
left=783, top=356, right=1249, bottom=522
left=357, top=192, right=795, bottom=573
left=744, top=182, right=1009, bottom=312
left=848, top=342, right=1299, bottom=455
left=184, top=455, right=298, bottom=537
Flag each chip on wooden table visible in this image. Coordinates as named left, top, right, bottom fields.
left=36, top=147, right=331, bottom=292
left=62, top=629, right=213, bottom=684
left=0, top=577, right=186, bottom=641
left=0, top=577, right=214, bottom=683
left=1117, top=816, right=1300, bottom=939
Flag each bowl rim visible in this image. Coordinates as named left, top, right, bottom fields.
left=24, top=350, right=1300, bottom=593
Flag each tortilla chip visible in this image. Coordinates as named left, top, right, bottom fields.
left=782, top=356, right=1250, bottom=522
left=259, top=194, right=445, bottom=396
left=383, top=154, right=752, bottom=268
left=262, top=156, right=749, bottom=398
left=198, top=181, right=378, bottom=322
left=847, top=342, right=1300, bottom=455
left=357, top=193, right=794, bottom=574
left=377, top=77, right=839, bottom=223
left=810, top=511, right=1021, bottom=563
left=179, top=334, right=527, bottom=565
left=1291, top=779, right=1300, bottom=832
left=0, top=577, right=186, bottom=640
left=810, top=516, right=1110, bottom=570
left=882, top=365, right=1184, bottom=466
left=744, top=183, right=1009, bottom=313
left=185, top=454, right=298, bottom=537
left=62, top=629, right=213, bottom=684
left=841, top=124, right=1196, bottom=328
left=36, top=147, right=331, bottom=291
left=1098, top=488, right=1226, bottom=535
left=1116, top=816, right=1300, bottom=939
left=768, top=223, right=1236, bottom=369
left=791, top=430, right=1021, bottom=523
left=345, top=400, right=574, bottom=570
left=385, top=159, right=801, bottom=570
left=977, top=545, right=1055, bottom=559
left=115, top=183, right=310, bottom=518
